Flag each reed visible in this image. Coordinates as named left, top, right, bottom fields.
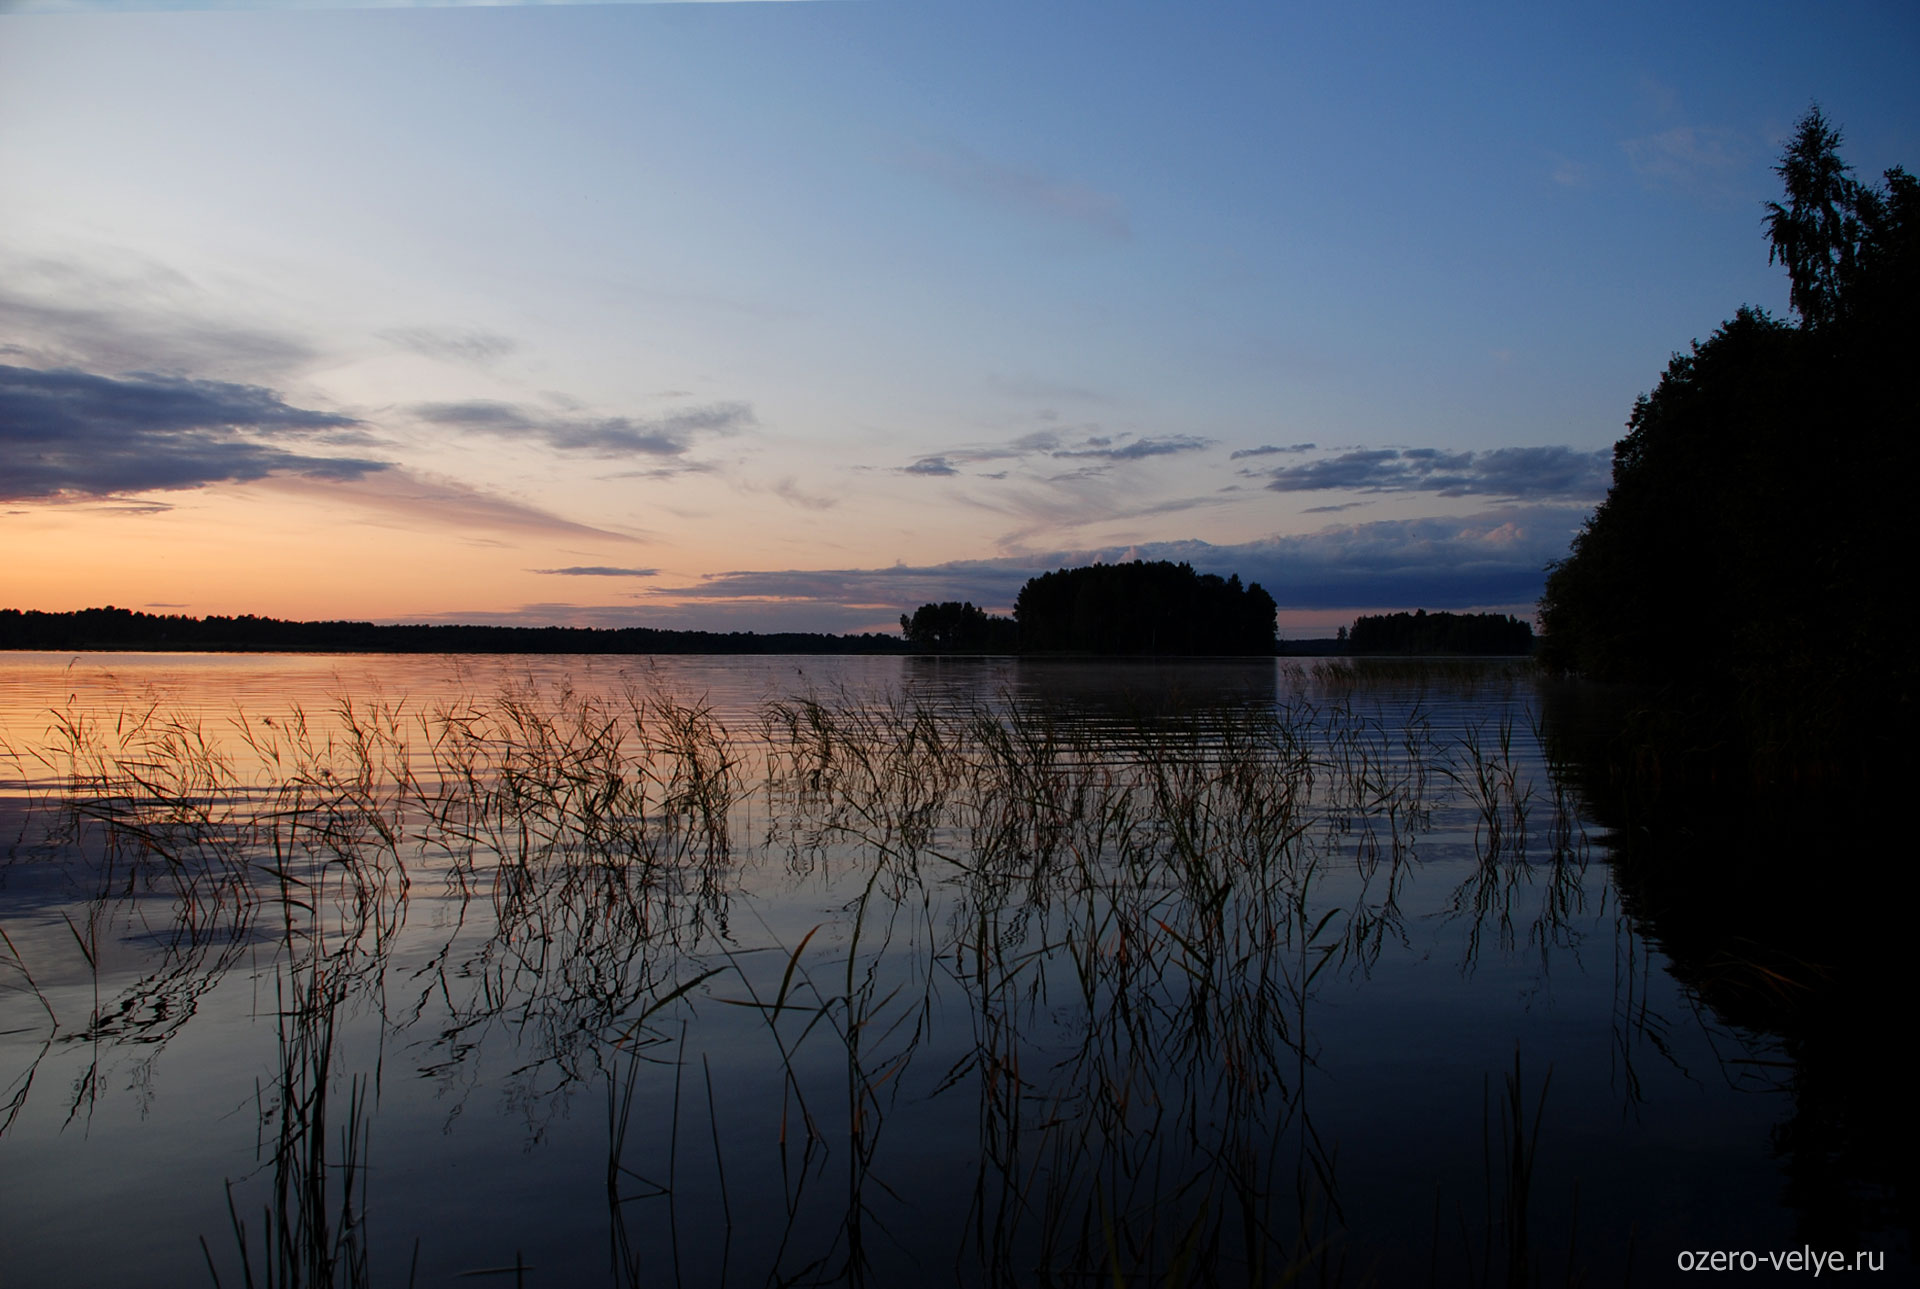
left=0, top=666, right=1629, bottom=1286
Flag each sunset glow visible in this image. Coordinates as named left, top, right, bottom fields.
left=4, top=1, right=1914, bottom=634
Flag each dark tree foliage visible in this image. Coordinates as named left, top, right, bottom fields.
left=0, top=606, right=910, bottom=655
left=1012, top=561, right=1277, bottom=655
left=1540, top=108, right=1917, bottom=769
left=898, top=601, right=1019, bottom=652
left=1345, top=610, right=1533, bottom=655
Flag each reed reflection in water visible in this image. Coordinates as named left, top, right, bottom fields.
left=0, top=659, right=1800, bottom=1286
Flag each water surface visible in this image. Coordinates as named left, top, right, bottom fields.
left=0, top=653, right=1883, bottom=1285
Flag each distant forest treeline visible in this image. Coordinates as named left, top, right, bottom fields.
left=1344, top=610, right=1534, bottom=655
left=0, top=607, right=909, bottom=655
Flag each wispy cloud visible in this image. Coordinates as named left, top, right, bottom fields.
left=1229, top=442, right=1316, bottom=460
left=1547, top=153, right=1589, bottom=188
left=411, top=398, right=754, bottom=459
left=896, top=141, right=1131, bottom=239
left=261, top=468, right=640, bottom=544
left=0, top=363, right=380, bottom=501
left=767, top=476, right=838, bottom=510
left=1622, top=126, right=1749, bottom=195
left=900, top=428, right=1208, bottom=478
left=380, top=326, right=518, bottom=369
left=1051, top=434, right=1211, bottom=462
left=1262, top=446, right=1608, bottom=501
left=0, top=262, right=317, bottom=382
left=533, top=566, right=659, bottom=577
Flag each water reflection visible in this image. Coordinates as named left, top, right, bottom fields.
left=0, top=657, right=1892, bottom=1284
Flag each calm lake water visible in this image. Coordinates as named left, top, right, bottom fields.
left=0, top=653, right=1900, bottom=1285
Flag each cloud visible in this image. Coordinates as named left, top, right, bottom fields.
left=768, top=476, right=838, bottom=510
left=0, top=363, right=382, bottom=501
left=668, top=562, right=1026, bottom=616
left=379, top=505, right=1588, bottom=636
left=889, top=432, right=1057, bottom=477
left=1623, top=126, right=1749, bottom=194
left=0, top=259, right=317, bottom=381
left=907, top=428, right=1205, bottom=479
left=379, top=326, right=518, bottom=368
left=1051, top=434, right=1211, bottom=462
left=897, top=141, right=1131, bottom=239
left=533, top=566, right=659, bottom=577
left=656, top=506, right=1589, bottom=630
left=902, top=456, right=960, bottom=477
left=1229, top=442, right=1316, bottom=460
left=260, top=468, right=640, bottom=543
left=1211, top=510, right=1585, bottom=608
left=1262, top=446, right=1608, bottom=501
left=1548, top=155, right=1589, bottom=188
left=411, top=398, right=754, bottom=459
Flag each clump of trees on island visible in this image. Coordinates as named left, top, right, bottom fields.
left=896, top=600, right=1021, bottom=653
left=902, top=560, right=1277, bottom=655
left=1539, top=108, right=1915, bottom=771
left=1343, top=610, right=1533, bottom=655
left=900, top=578, right=1535, bottom=658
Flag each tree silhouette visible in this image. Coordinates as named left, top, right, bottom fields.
left=898, top=601, right=1017, bottom=652
left=1011, top=561, right=1276, bottom=655
left=1540, top=112, right=1916, bottom=771
left=1345, top=610, right=1533, bottom=655
left=1766, top=106, right=1861, bottom=331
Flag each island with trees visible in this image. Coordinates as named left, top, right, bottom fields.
left=903, top=560, right=1277, bottom=656
left=1343, top=610, right=1533, bottom=656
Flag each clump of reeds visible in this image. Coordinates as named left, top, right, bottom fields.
left=0, top=666, right=1616, bottom=1288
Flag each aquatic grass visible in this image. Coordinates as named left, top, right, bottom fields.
left=0, top=666, right=1652, bottom=1286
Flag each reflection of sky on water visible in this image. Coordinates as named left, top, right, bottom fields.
left=0, top=655, right=1836, bottom=1285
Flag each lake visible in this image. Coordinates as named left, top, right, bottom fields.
left=0, top=653, right=1900, bottom=1285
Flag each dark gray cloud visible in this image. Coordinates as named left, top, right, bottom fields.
left=1051, top=434, right=1211, bottom=462
left=411, top=399, right=754, bottom=458
left=658, top=506, right=1590, bottom=630
left=1204, top=509, right=1587, bottom=608
left=392, top=506, right=1585, bottom=636
left=908, top=428, right=1207, bottom=478
left=1229, top=442, right=1316, bottom=460
left=902, top=456, right=960, bottom=476
left=534, top=566, right=659, bottom=577
left=1263, top=446, right=1608, bottom=500
left=0, top=364, right=382, bottom=501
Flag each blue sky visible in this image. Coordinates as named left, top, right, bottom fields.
left=3, top=0, right=1915, bottom=633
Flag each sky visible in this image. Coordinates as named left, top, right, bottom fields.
left=3, top=0, right=1916, bottom=636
